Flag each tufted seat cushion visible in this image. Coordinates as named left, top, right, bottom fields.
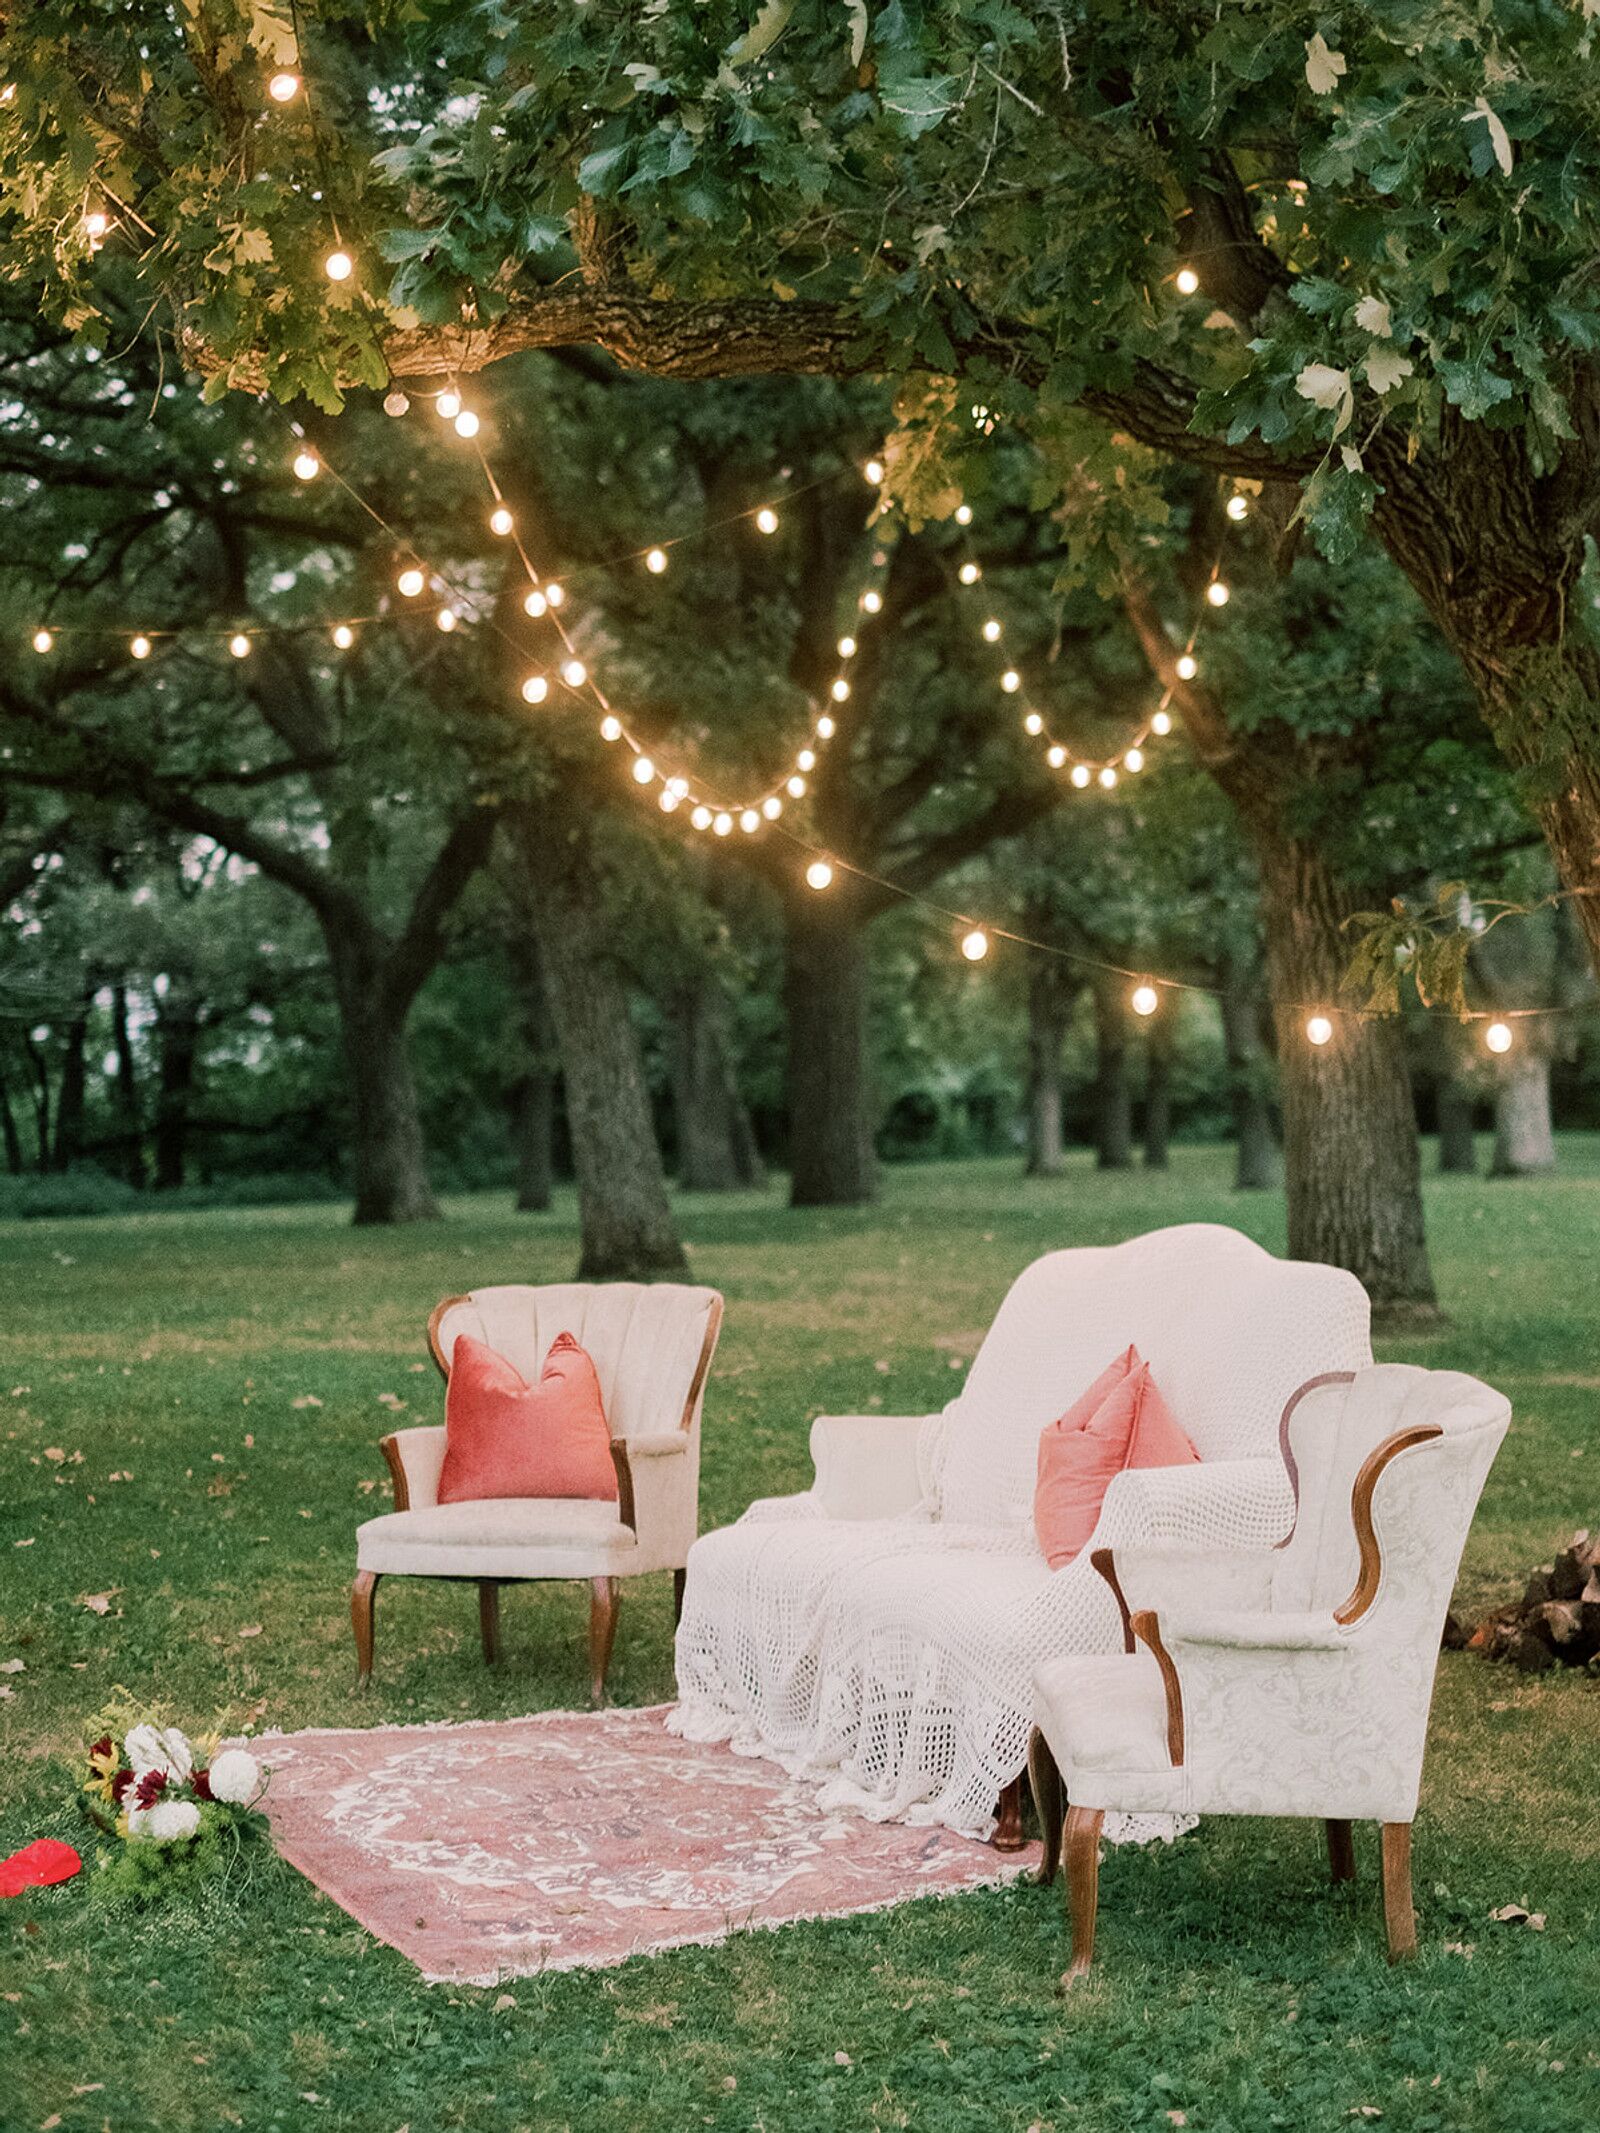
left=357, top=1498, right=639, bottom=1581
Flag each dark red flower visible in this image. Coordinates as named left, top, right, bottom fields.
left=134, top=1769, right=167, bottom=1811
left=110, top=1769, right=134, bottom=1803
left=89, top=1735, right=114, bottom=1761
left=191, top=1768, right=213, bottom=1802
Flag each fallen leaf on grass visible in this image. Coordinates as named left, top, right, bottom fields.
left=78, top=1592, right=117, bottom=1616
left=378, top=1393, right=406, bottom=1411
left=43, top=1447, right=65, bottom=1463
left=291, top=1395, right=323, bottom=1410
left=13, top=1538, right=35, bottom=1548
left=238, top=1624, right=263, bottom=1639
left=0, top=1685, right=14, bottom=1700
left=0, top=1659, right=23, bottom=1674
left=833, top=2052, right=852, bottom=2067
left=1348, top=2112, right=1383, bottom=2123
left=1488, top=1904, right=1545, bottom=1929
left=492, top=1993, right=516, bottom=2012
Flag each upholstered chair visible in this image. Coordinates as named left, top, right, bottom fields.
left=351, top=1283, right=722, bottom=1704
left=1030, top=1364, right=1510, bottom=1979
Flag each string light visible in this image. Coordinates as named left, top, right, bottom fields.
left=660, top=789, right=680, bottom=812
left=267, top=70, right=300, bottom=102
left=1152, top=709, right=1173, bottom=735
left=490, top=506, right=515, bottom=537
left=1024, top=711, right=1044, bottom=736
left=523, top=589, right=547, bottom=618
left=740, top=808, right=761, bottom=833
left=1175, top=654, right=1198, bottom=680
left=83, top=209, right=109, bottom=241
left=229, top=632, right=251, bottom=658
left=961, top=928, right=989, bottom=962
left=1098, top=766, right=1117, bottom=789
left=755, top=507, right=779, bottom=535
left=958, top=562, right=981, bottom=585
left=130, top=636, right=151, bottom=659
left=521, top=674, right=549, bottom=705
left=1071, top=764, right=1091, bottom=788
left=436, top=389, right=461, bottom=421
left=787, top=775, right=806, bottom=798
left=645, top=547, right=668, bottom=574
left=30, top=629, right=52, bottom=654
left=1206, top=581, right=1230, bottom=608
left=955, top=503, right=973, bottom=526
left=816, top=715, right=835, bottom=739
left=383, top=391, right=409, bottom=418
left=1001, top=669, right=1020, bottom=693
left=691, top=805, right=713, bottom=831
left=545, top=583, right=565, bottom=608
left=396, top=565, right=426, bottom=598
left=1047, top=743, right=1067, bottom=768
left=1131, top=982, right=1159, bottom=1017
left=435, top=606, right=457, bottom=632
left=292, top=449, right=320, bottom=481
left=982, top=618, right=1002, bottom=642
left=1486, top=1020, right=1514, bottom=1054
left=1226, top=494, right=1249, bottom=521
left=837, top=635, right=856, bottom=657
left=332, top=624, right=355, bottom=650
left=1124, top=747, right=1144, bottom=772
left=1175, top=266, right=1200, bottom=294
left=713, top=811, right=733, bottom=836
left=561, top=657, right=587, bottom=687
left=601, top=715, right=623, bottom=741
left=864, top=458, right=885, bottom=485
left=633, top=756, right=655, bottom=784
left=762, top=795, right=782, bottom=819
left=454, top=409, right=480, bottom=439
left=806, top=860, right=834, bottom=891
left=861, top=590, right=882, bottom=614
left=323, top=249, right=353, bottom=282
left=1306, top=1014, right=1334, bottom=1047
left=831, top=678, right=850, bottom=702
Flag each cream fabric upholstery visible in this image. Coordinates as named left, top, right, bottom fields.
left=1034, top=1364, right=1510, bottom=1825
left=673, top=1225, right=1373, bottom=1838
left=356, top=1282, right=721, bottom=1584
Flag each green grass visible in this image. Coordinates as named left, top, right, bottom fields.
left=3, top=1146, right=1598, bottom=2133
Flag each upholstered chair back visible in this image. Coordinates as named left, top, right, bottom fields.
left=430, top=1283, right=722, bottom=1444
left=937, top=1226, right=1373, bottom=1530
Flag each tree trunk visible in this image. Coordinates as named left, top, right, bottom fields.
left=671, top=973, right=763, bottom=1192
left=1258, top=840, right=1438, bottom=1319
left=153, top=986, right=202, bottom=1192
left=511, top=808, right=686, bottom=1279
left=326, top=929, right=442, bottom=1225
left=1436, top=1075, right=1478, bottom=1176
left=1142, top=1010, right=1172, bottom=1170
left=51, top=1006, right=88, bottom=1171
left=1220, top=964, right=1281, bottom=1191
left=110, top=981, right=146, bottom=1187
left=1024, top=957, right=1072, bottom=1177
left=1490, top=1053, right=1556, bottom=1178
left=508, top=932, right=556, bottom=1213
left=783, top=890, right=877, bottom=1207
left=0, top=1059, right=23, bottom=1175
left=1091, top=974, right=1132, bottom=1171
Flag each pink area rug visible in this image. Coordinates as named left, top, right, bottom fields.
left=256, top=1705, right=1036, bottom=1983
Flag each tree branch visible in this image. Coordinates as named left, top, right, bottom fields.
left=383, top=803, right=501, bottom=1016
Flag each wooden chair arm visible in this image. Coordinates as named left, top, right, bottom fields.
left=1129, top=1609, right=1185, bottom=1768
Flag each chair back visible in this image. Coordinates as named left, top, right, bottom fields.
left=429, top=1283, right=722, bottom=1442
left=937, top=1226, right=1372, bottom=1530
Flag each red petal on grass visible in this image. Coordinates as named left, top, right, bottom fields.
left=0, top=1840, right=82, bottom=1896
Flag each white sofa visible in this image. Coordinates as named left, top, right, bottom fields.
left=672, top=1225, right=1372, bottom=1839
left=353, top=1282, right=722, bottom=1702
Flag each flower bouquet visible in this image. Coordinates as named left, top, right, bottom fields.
left=81, top=1697, right=270, bottom=1900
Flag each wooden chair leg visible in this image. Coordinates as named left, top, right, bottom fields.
left=589, top=1576, right=620, bottom=1707
left=993, top=1774, right=1027, bottom=1852
left=673, top=1566, right=687, bottom=1628
left=478, top=1580, right=502, bottom=1666
left=1326, top=1817, right=1356, bottom=1884
left=1062, top=1805, right=1105, bottom=1986
left=350, top=1570, right=380, bottom=1688
left=1029, top=1729, right=1064, bottom=1887
left=1380, top=1821, right=1417, bottom=1962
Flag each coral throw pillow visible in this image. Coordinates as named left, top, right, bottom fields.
left=1034, top=1348, right=1199, bottom=1569
left=437, top=1333, right=618, bottom=1505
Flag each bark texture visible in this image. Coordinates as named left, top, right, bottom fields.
left=508, top=932, right=556, bottom=1213
left=670, top=973, right=765, bottom=1193
left=327, top=929, right=443, bottom=1226
left=1436, top=1077, right=1479, bottom=1176
left=783, top=891, right=878, bottom=1208
left=1220, top=961, right=1281, bottom=1190
left=1142, top=1010, right=1173, bottom=1170
left=1024, top=958, right=1074, bottom=1178
left=153, top=984, right=202, bottom=1192
left=1091, top=974, right=1133, bottom=1172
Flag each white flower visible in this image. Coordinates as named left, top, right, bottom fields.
left=130, top=1799, right=201, bottom=1843
left=206, top=1747, right=262, bottom=1806
left=157, top=1727, right=193, bottom=1782
left=1295, top=362, right=1355, bottom=435
left=1304, top=34, right=1347, bottom=96
left=1354, top=296, right=1392, bottom=338
left=1365, top=344, right=1414, bottom=395
left=124, top=1723, right=166, bottom=1774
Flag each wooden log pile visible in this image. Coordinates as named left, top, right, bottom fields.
left=1444, top=1528, right=1600, bottom=1673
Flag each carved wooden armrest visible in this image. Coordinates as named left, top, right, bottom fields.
left=1129, top=1609, right=1185, bottom=1768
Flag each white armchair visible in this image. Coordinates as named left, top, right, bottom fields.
left=352, top=1282, right=722, bottom=1704
left=1030, top=1363, right=1510, bottom=1978
left=673, top=1225, right=1373, bottom=1843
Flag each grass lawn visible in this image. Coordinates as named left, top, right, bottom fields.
left=3, top=1144, right=1598, bottom=2133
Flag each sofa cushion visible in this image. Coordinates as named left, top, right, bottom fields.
left=438, top=1333, right=617, bottom=1505
left=357, top=1498, right=638, bottom=1579
left=1035, top=1358, right=1197, bottom=1570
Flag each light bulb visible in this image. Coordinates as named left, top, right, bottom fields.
left=545, top=582, right=564, bottom=606
left=1131, top=983, right=1159, bottom=1018
left=31, top=629, right=52, bottom=653
left=691, top=805, right=713, bottom=831
left=787, top=775, right=806, bottom=798
left=660, top=789, right=680, bottom=812
left=797, top=748, right=816, bottom=772
left=1175, top=265, right=1200, bottom=294
left=1125, top=747, right=1144, bottom=772
left=632, top=755, right=654, bottom=784
left=1024, top=712, right=1043, bottom=736
left=523, top=589, right=547, bottom=618
left=561, top=658, right=587, bottom=687
left=755, top=506, right=779, bottom=535
left=397, top=566, right=425, bottom=598
left=667, top=776, right=689, bottom=798
left=267, top=70, right=300, bottom=102
left=453, top=409, right=480, bottom=439
left=521, top=674, right=548, bottom=705
left=1486, top=1020, right=1514, bottom=1054
left=83, top=209, right=109, bottom=240
left=958, top=561, right=980, bottom=585
left=806, top=859, right=834, bottom=891
left=762, top=795, right=782, bottom=819
left=739, top=808, right=761, bottom=833
left=955, top=503, right=973, bottom=526
left=1152, top=709, right=1173, bottom=735
left=861, top=590, right=882, bottom=614
left=332, top=624, right=355, bottom=650
left=436, top=389, right=461, bottom=420
left=713, top=811, right=733, bottom=836
left=815, top=715, right=835, bottom=740
left=489, top=506, right=514, bottom=537
left=1047, top=745, right=1066, bottom=769
left=837, top=635, right=856, bottom=658
left=292, top=449, right=319, bottom=481
left=1099, top=766, right=1117, bottom=788
left=1070, top=764, right=1091, bottom=789
left=864, top=458, right=884, bottom=485
left=323, top=249, right=353, bottom=282
left=229, top=632, right=251, bottom=658
left=982, top=618, right=1002, bottom=642
left=961, top=928, right=989, bottom=962
left=383, top=390, right=410, bottom=418
left=1306, top=1014, right=1333, bottom=1047
left=1001, top=670, right=1020, bottom=693
left=600, top=715, right=622, bottom=741
left=435, top=606, right=457, bottom=632
left=130, top=634, right=151, bottom=660
left=1206, top=581, right=1230, bottom=608
left=645, top=547, right=668, bottom=574
left=1226, top=494, right=1249, bottom=521
left=831, top=678, right=850, bottom=702
left=1175, top=654, right=1197, bottom=680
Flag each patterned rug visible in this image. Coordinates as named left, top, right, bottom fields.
left=257, top=1705, right=1037, bottom=1982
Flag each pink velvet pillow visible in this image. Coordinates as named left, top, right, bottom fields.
left=437, top=1333, right=618, bottom=1505
left=1034, top=1349, right=1198, bottom=1569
